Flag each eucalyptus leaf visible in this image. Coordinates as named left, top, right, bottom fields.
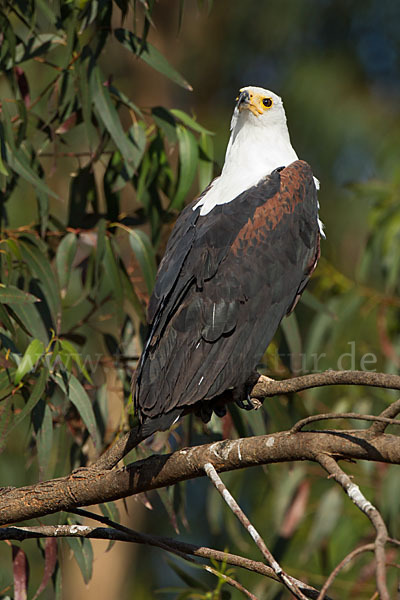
left=115, top=28, right=192, bottom=91
left=127, top=229, right=157, bottom=295
left=0, top=284, right=40, bottom=305
left=170, top=125, right=198, bottom=210
left=53, top=373, right=100, bottom=449
left=14, top=339, right=45, bottom=384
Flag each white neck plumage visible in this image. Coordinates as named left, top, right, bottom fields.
left=194, top=108, right=298, bottom=216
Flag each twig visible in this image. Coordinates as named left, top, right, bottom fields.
left=203, top=563, right=259, bottom=599
left=317, top=543, right=374, bottom=600
left=291, top=412, right=400, bottom=434
left=317, top=454, right=389, bottom=600
left=369, top=398, right=400, bottom=435
left=204, top=462, right=309, bottom=600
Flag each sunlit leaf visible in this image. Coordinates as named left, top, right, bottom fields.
left=14, top=339, right=45, bottom=384
left=8, top=368, right=48, bottom=437
left=170, top=109, right=214, bottom=135
left=58, top=338, right=93, bottom=384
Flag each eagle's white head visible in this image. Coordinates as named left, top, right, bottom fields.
left=225, top=86, right=297, bottom=170
left=194, top=85, right=299, bottom=216
left=230, top=86, right=286, bottom=130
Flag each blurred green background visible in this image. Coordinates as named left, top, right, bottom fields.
left=0, top=1, right=400, bottom=598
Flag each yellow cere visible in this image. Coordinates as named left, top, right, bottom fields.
left=239, top=88, right=273, bottom=116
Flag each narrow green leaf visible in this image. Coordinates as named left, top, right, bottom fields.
left=170, top=109, right=214, bottom=135
left=108, top=84, right=143, bottom=118
left=170, top=125, right=198, bottom=210
left=126, top=121, right=147, bottom=171
left=19, top=238, right=61, bottom=326
left=198, top=131, right=214, bottom=192
left=115, top=28, right=192, bottom=91
left=300, top=289, right=336, bottom=318
left=0, top=284, right=40, bottom=305
left=152, top=106, right=177, bottom=143
left=58, top=339, right=93, bottom=384
left=15, top=34, right=64, bottom=65
left=99, top=501, right=120, bottom=523
left=5, top=143, right=59, bottom=199
left=7, top=368, right=48, bottom=437
left=9, top=302, right=49, bottom=344
left=103, top=238, right=123, bottom=307
left=35, top=401, right=53, bottom=478
left=77, top=55, right=96, bottom=149
left=14, top=339, right=45, bottom=384
left=0, top=304, right=16, bottom=334
left=53, top=373, right=100, bottom=449
left=280, top=312, right=303, bottom=374
left=127, top=229, right=157, bottom=295
left=1, top=105, right=57, bottom=197
left=0, top=124, right=8, bottom=178
left=66, top=537, right=93, bottom=585
left=56, top=233, right=78, bottom=293
left=94, top=218, right=107, bottom=285
left=90, top=67, right=138, bottom=172
left=305, top=487, right=343, bottom=556
left=166, top=559, right=208, bottom=591
left=37, top=189, right=49, bottom=237
left=120, top=269, right=146, bottom=324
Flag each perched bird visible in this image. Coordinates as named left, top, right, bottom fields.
left=133, top=86, right=322, bottom=439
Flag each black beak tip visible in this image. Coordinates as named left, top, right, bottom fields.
left=237, top=90, right=250, bottom=107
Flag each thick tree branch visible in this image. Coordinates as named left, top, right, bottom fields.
left=251, top=370, right=400, bottom=398
left=1, top=426, right=399, bottom=526
left=93, top=370, right=400, bottom=470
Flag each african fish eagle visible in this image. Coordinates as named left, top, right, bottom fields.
left=133, top=86, right=322, bottom=439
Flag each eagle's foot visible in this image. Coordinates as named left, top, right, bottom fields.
left=233, top=374, right=263, bottom=411
left=235, top=397, right=262, bottom=411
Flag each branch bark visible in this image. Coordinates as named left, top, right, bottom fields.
left=1, top=427, right=399, bottom=525
left=93, top=370, right=400, bottom=470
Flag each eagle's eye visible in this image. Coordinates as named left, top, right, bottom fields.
left=262, top=98, right=272, bottom=108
